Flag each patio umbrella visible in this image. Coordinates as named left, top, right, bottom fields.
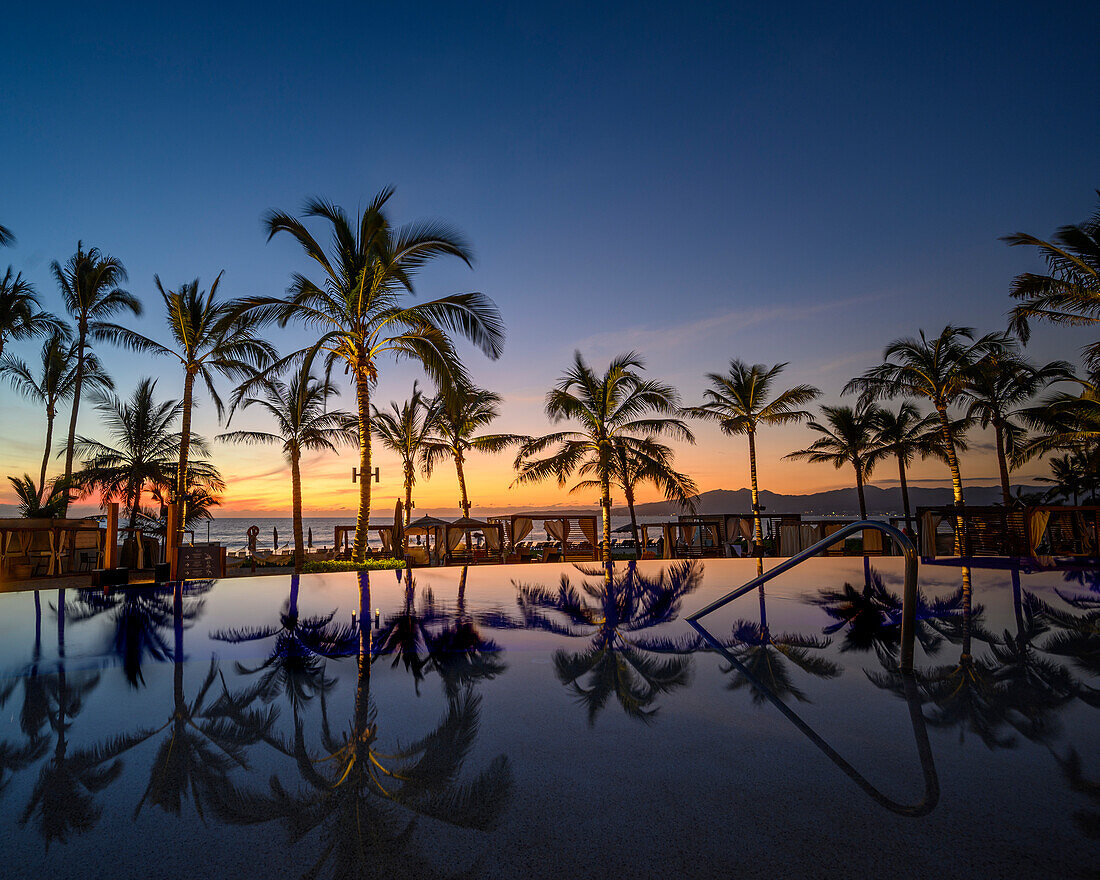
left=307, top=527, right=313, bottom=548
left=273, top=526, right=278, bottom=550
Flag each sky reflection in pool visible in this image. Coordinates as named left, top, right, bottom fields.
left=0, top=559, right=1097, bottom=879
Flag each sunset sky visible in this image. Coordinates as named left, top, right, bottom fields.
left=2, top=2, right=1098, bottom=517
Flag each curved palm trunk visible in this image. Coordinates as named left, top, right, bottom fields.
left=175, top=371, right=197, bottom=548
left=39, top=406, right=55, bottom=501
left=993, top=420, right=1012, bottom=505
left=291, top=449, right=304, bottom=573
left=747, top=429, right=762, bottom=551
left=454, top=452, right=470, bottom=517
left=897, top=454, right=913, bottom=533
left=61, top=326, right=88, bottom=514
left=624, top=483, right=642, bottom=560
left=403, top=462, right=414, bottom=527
left=353, top=367, right=372, bottom=562
left=935, top=402, right=966, bottom=556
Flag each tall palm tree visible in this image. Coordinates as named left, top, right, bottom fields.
left=422, top=384, right=522, bottom=517
left=786, top=403, right=887, bottom=520
left=53, top=242, right=140, bottom=510
left=870, top=403, right=949, bottom=532
left=218, top=368, right=356, bottom=571
left=965, top=348, right=1074, bottom=503
left=1018, top=377, right=1100, bottom=462
left=690, top=360, right=820, bottom=550
left=0, top=267, right=59, bottom=361
left=1, top=329, right=110, bottom=497
left=845, top=326, right=1006, bottom=518
left=73, top=378, right=223, bottom=529
left=514, top=351, right=694, bottom=567
left=101, top=273, right=273, bottom=540
left=371, top=382, right=436, bottom=526
left=1003, top=192, right=1100, bottom=374
left=1036, top=453, right=1093, bottom=506
left=238, top=190, right=504, bottom=561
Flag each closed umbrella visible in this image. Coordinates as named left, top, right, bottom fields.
left=307, top=527, right=313, bottom=548
left=273, top=526, right=278, bottom=550
left=393, top=500, right=405, bottom=557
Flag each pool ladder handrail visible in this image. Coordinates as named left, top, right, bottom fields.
left=686, top=519, right=919, bottom=672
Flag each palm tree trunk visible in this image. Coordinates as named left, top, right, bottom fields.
left=624, top=484, right=642, bottom=560
left=291, top=449, right=304, bottom=573
left=747, top=429, right=762, bottom=551
left=454, top=452, right=470, bottom=517
left=960, top=565, right=973, bottom=660
left=600, top=472, right=612, bottom=569
left=404, top=462, right=413, bottom=526
left=994, top=420, right=1011, bottom=505
left=897, top=454, right=913, bottom=533
left=854, top=460, right=868, bottom=519
left=353, top=366, right=372, bottom=562
left=39, top=408, right=55, bottom=501
left=936, top=402, right=966, bottom=556
left=175, top=370, right=196, bottom=548
left=355, top=570, right=372, bottom=733
left=173, top=583, right=185, bottom=709
left=61, top=326, right=87, bottom=514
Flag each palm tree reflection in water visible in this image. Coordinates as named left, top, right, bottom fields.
left=512, top=560, right=702, bottom=724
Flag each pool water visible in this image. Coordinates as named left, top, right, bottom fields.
left=0, top=559, right=1096, bottom=879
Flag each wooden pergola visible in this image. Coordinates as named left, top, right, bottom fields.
left=640, top=521, right=723, bottom=559
left=443, top=517, right=505, bottom=565
left=490, top=512, right=600, bottom=561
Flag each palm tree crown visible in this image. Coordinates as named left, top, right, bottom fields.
left=241, top=189, right=504, bottom=560
left=786, top=402, right=887, bottom=519
left=691, top=360, right=820, bottom=547
left=371, top=381, right=436, bottom=525
left=102, top=273, right=274, bottom=537
left=53, top=242, right=139, bottom=508
left=870, top=402, right=947, bottom=530
left=0, top=267, right=60, bottom=360
left=422, top=384, right=522, bottom=517
left=1003, top=192, right=1100, bottom=374
left=514, top=351, right=693, bottom=565
left=219, top=368, right=356, bottom=571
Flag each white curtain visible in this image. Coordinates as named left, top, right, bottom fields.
left=578, top=517, right=597, bottom=547
left=662, top=525, right=674, bottom=558
left=484, top=526, right=500, bottom=551
left=732, top=517, right=753, bottom=540
left=447, top=527, right=465, bottom=552
left=380, top=528, right=392, bottom=553
left=1029, top=509, right=1053, bottom=565
left=544, top=519, right=567, bottom=544
left=799, top=524, right=821, bottom=552
left=682, top=524, right=697, bottom=545
left=513, top=517, right=533, bottom=543
left=780, top=524, right=799, bottom=557
left=920, top=513, right=942, bottom=558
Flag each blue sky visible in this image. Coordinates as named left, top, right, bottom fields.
left=2, top=1, right=1098, bottom=513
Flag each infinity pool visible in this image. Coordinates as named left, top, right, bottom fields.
left=0, top=559, right=1096, bottom=879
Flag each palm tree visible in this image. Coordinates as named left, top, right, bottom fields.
left=73, top=378, right=224, bottom=529
left=422, top=384, right=522, bottom=517
left=6, top=475, right=71, bottom=518
left=218, top=368, right=356, bottom=572
left=0, top=223, right=13, bottom=246
left=514, top=351, right=694, bottom=566
left=870, top=403, right=945, bottom=532
left=424, top=566, right=507, bottom=698
left=1018, top=377, right=1100, bottom=462
left=53, top=242, right=140, bottom=510
left=371, top=382, right=435, bottom=526
left=1, top=329, right=110, bottom=496
left=965, top=349, right=1074, bottom=503
left=1003, top=192, right=1100, bottom=374
left=786, top=403, right=887, bottom=520
left=690, top=360, right=820, bottom=550
left=239, top=190, right=504, bottom=561
left=845, top=326, right=1005, bottom=543
left=0, top=267, right=60, bottom=361
left=1036, top=453, right=1093, bottom=506
left=101, top=273, right=274, bottom=540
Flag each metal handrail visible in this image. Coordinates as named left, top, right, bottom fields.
left=687, top=519, right=919, bottom=671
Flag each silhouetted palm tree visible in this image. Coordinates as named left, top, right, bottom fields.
left=238, top=190, right=504, bottom=560
left=371, top=381, right=436, bottom=526
left=1036, top=453, right=1094, bottom=505
left=786, top=402, right=886, bottom=519
left=514, top=561, right=702, bottom=723
left=102, top=273, right=273, bottom=538
left=870, top=403, right=950, bottom=531
left=6, top=474, right=71, bottom=518
left=965, top=348, right=1074, bottom=503
left=1, top=328, right=109, bottom=496
left=0, top=266, right=60, bottom=361
left=73, top=378, right=223, bottom=529
left=690, top=360, right=820, bottom=549
left=219, top=367, right=355, bottom=571
left=422, top=384, right=521, bottom=518
left=423, top=567, right=506, bottom=698
left=1003, top=191, right=1100, bottom=374
left=52, top=242, right=140, bottom=510
left=1019, top=377, right=1100, bottom=461
left=514, top=352, right=693, bottom=566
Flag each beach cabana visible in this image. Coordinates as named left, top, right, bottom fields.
left=492, top=512, right=600, bottom=562
left=444, top=517, right=505, bottom=565
left=640, top=521, right=722, bottom=559
left=406, top=515, right=448, bottom=565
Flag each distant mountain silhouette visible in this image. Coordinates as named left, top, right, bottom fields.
left=630, top=485, right=1043, bottom=517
